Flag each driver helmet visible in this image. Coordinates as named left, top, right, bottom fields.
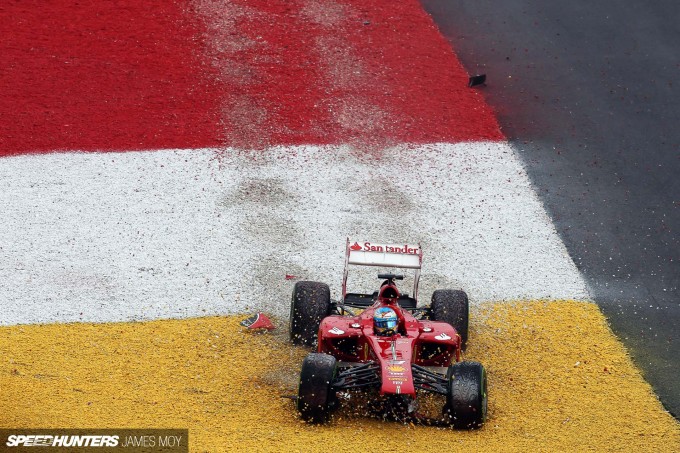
left=373, top=307, right=398, bottom=336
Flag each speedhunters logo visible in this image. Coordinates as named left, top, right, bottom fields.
left=6, top=435, right=119, bottom=447
left=1, top=429, right=187, bottom=452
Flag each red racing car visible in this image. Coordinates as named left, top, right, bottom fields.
left=289, top=239, right=488, bottom=428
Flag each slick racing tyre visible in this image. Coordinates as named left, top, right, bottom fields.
left=297, top=353, right=338, bottom=424
left=290, top=281, right=331, bottom=346
left=431, top=289, right=469, bottom=349
left=444, top=361, right=488, bottom=429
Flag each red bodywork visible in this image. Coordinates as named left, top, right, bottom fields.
left=317, top=282, right=461, bottom=397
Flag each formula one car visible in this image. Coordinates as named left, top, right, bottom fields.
left=289, top=240, right=487, bottom=428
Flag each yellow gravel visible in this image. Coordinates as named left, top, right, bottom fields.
left=1, top=301, right=678, bottom=452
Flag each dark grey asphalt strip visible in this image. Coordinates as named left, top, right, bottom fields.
left=422, top=0, right=680, bottom=417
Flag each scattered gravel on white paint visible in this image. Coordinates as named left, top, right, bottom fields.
left=0, top=143, right=590, bottom=325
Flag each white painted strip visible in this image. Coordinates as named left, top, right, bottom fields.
left=0, top=143, right=590, bottom=325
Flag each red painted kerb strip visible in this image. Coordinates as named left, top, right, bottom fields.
left=0, top=0, right=502, bottom=156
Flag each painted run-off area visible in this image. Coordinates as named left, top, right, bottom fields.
left=0, top=144, right=589, bottom=325
left=0, top=0, right=501, bottom=156
left=1, top=302, right=677, bottom=451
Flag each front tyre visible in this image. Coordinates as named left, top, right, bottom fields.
left=290, top=281, right=331, bottom=346
left=444, top=361, right=488, bottom=429
left=297, top=353, right=338, bottom=423
left=431, top=289, right=469, bottom=349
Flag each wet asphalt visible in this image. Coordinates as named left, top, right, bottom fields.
left=422, top=0, right=679, bottom=417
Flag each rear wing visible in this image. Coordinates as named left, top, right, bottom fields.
left=342, top=239, right=422, bottom=302
left=346, top=240, right=422, bottom=268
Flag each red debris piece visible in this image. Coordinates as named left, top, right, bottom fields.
left=240, top=313, right=275, bottom=331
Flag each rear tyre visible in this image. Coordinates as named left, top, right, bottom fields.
left=444, top=361, right=487, bottom=429
left=431, top=289, right=469, bottom=349
left=297, top=353, right=337, bottom=423
left=290, top=281, right=331, bottom=346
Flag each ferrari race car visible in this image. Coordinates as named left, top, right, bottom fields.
left=289, top=240, right=488, bottom=428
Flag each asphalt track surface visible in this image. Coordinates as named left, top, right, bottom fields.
left=422, top=0, right=680, bottom=416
